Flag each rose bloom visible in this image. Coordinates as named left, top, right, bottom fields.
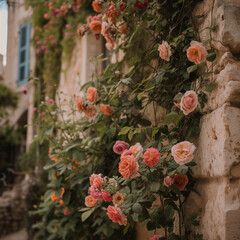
left=88, top=185, right=103, bottom=200
left=22, top=88, right=27, bottom=94
left=100, top=103, right=114, bottom=116
left=121, top=149, right=135, bottom=159
left=134, top=0, right=148, bottom=10
left=107, top=205, right=127, bottom=226
left=93, top=176, right=104, bottom=188
left=180, top=90, right=198, bottom=115
left=120, top=2, right=127, bottom=11
left=101, top=21, right=109, bottom=36
left=113, top=140, right=129, bottom=155
left=84, top=105, right=96, bottom=118
left=64, top=207, right=70, bottom=215
left=104, top=33, right=115, bottom=51
left=85, top=195, right=98, bottom=207
left=107, top=2, right=120, bottom=23
left=117, top=21, right=128, bottom=34
left=90, top=20, right=102, bottom=34
left=76, top=97, right=84, bottom=112
left=171, top=141, right=196, bottom=165
left=86, top=87, right=98, bottom=103
left=150, top=235, right=162, bottom=240
left=101, top=190, right=112, bottom=202
left=90, top=173, right=103, bottom=186
left=48, top=99, right=54, bottom=105
left=163, top=176, right=174, bottom=187
left=187, top=41, right=207, bottom=64
left=92, top=1, right=102, bottom=12
left=119, top=155, right=139, bottom=179
left=173, top=174, right=188, bottom=191
left=130, top=143, right=143, bottom=159
left=112, top=192, right=125, bottom=206
left=143, top=148, right=161, bottom=168
left=158, top=41, right=172, bottom=61
left=59, top=200, right=65, bottom=206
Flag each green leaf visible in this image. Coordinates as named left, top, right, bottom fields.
left=205, top=83, right=217, bottom=92
left=150, top=182, right=161, bottom=192
left=207, top=50, right=216, bottom=62
left=55, top=188, right=62, bottom=198
left=123, top=66, right=135, bottom=77
left=164, top=112, right=178, bottom=123
left=81, top=208, right=95, bottom=222
left=121, top=77, right=132, bottom=85
left=132, top=203, right=142, bottom=214
left=202, top=72, right=213, bottom=78
left=128, top=129, right=135, bottom=141
left=165, top=205, right=175, bottom=220
left=44, top=189, right=54, bottom=202
left=119, top=126, right=131, bottom=135
left=137, top=91, right=145, bottom=101
left=63, top=191, right=71, bottom=205
left=177, top=165, right=189, bottom=174
left=174, top=93, right=183, bottom=101
left=187, top=65, right=198, bottom=74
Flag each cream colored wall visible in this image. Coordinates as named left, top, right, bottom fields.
left=57, top=34, right=102, bottom=108
left=4, top=0, right=35, bottom=146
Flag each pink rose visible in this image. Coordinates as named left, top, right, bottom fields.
left=163, top=176, right=174, bottom=187
left=129, top=143, right=143, bottom=159
left=88, top=185, right=102, bottom=200
left=106, top=205, right=127, bottom=226
left=150, top=235, right=162, bottom=240
left=113, top=141, right=129, bottom=155
left=22, top=88, right=27, bottom=94
left=180, top=90, right=198, bottom=115
left=101, top=189, right=112, bottom=202
left=158, top=41, right=172, bottom=61
left=48, top=99, right=54, bottom=105
left=187, top=41, right=207, bottom=64
left=90, top=173, right=103, bottom=187
left=143, top=148, right=161, bottom=167
left=171, top=141, right=196, bottom=165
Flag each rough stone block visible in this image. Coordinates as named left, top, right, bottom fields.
left=186, top=178, right=240, bottom=240
left=194, top=104, right=240, bottom=178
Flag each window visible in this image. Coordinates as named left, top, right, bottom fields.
left=17, top=21, right=31, bottom=86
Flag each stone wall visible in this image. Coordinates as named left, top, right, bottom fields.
left=185, top=1, right=240, bottom=239
left=0, top=177, right=29, bottom=238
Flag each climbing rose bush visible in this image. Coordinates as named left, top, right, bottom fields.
left=30, top=0, right=216, bottom=239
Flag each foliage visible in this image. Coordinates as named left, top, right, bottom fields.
left=28, top=0, right=217, bottom=239
left=0, top=83, right=19, bottom=120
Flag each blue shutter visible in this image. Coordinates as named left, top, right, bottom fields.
left=17, top=21, right=31, bottom=86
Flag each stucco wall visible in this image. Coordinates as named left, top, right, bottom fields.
left=4, top=0, right=35, bottom=145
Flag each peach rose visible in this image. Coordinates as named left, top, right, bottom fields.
left=117, top=21, right=128, bottom=34
left=76, top=97, right=84, bottom=112
left=100, top=103, right=114, bottom=116
left=187, top=41, right=207, bottom=64
left=86, top=87, right=98, bottom=103
left=173, top=174, right=188, bottom=191
left=101, top=21, right=109, bottom=36
left=119, top=155, right=139, bottom=179
left=121, top=149, right=135, bottom=159
left=107, top=2, right=120, bottom=23
left=106, top=205, right=127, bottom=226
left=104, top=33, right=115, bottom=50
left=158, top=41, right=172, bottom=61
left=129, top=143, right=143, bottom=159
left=84, top=105, right=96, bottom=118
left=113, top=140, right=129, bottom=155
left=112, top=192, right=125, bottom=206
left=92, top=1, right=102, bottom=13
left=85, top=195, right=98, bottom=207
left=180, top=90, right=198, bottom=115
left=163, top=176, right=174, bottom=187
left=90, top=20, right=102, bottom=34
left=143, top=148, right=161, bottom=168
left=171, top=141, right=196, bottom=165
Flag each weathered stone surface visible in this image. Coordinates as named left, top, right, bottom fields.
left=204, top=53, right=240, bottom=111
left=194, top=104, right=240, bottom=178
left=188, top=178, right=240, bottom=240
